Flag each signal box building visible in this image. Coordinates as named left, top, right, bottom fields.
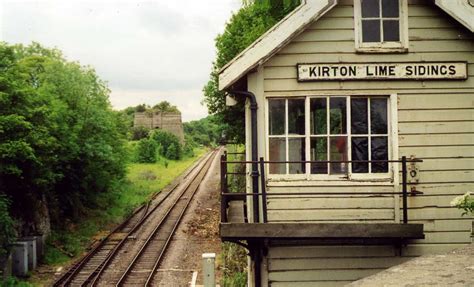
left=218, top=0, right=473, bottom=286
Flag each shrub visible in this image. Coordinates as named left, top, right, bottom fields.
left=150, top=130, right=182, bottom=160
left=165, top=143, right=181, bottom=160
left=0, top=194, right=16, bottom=258
left=136, top=138, right=157, bottom=163
left=131, top=126, right=150, bottom=141
left=451, top=192, right=473, bottom=216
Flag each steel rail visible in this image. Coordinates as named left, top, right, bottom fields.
left=115, top=149, right=219, bottom=287
left=85, top=150, right=213, bottom=286
left=52, top=150, right=212, bottom=287
left=144, top=151, right=218, bottom=286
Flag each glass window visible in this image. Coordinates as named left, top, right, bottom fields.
left=358, top=0, right=404, bottom=48
left=268, top=98, right=305, bottom=174
left=268, top=96, right=390, bottom=176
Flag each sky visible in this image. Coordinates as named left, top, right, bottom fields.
left=0, top=0, right=242, bottom=121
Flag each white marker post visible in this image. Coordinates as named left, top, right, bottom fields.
left=202, top=253, right=216, bottom=287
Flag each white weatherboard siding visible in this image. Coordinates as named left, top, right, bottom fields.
left=244, top=2, right=474, bottom=286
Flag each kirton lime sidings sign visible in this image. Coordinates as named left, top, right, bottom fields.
left=297, top=62, right=468, bottom=81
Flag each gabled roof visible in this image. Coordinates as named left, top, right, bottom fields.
left=435, top=0, right=474, bottom=33
left=218, top=0, right=474, bottom=91
left=218, top=0, right=337, bottom=90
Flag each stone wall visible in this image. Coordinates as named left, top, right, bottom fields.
left=134, top=112, right=185, bottom=144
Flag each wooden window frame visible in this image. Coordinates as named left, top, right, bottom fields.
left=265, top=94, right=398, bottom=183
left=354, top=0, right=409, bottom=53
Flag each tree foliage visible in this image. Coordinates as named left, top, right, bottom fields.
left=0, top=42, right=127, bottom=233
left=183, top=115, right=223, bottom=147
left=152, top=101, right=180, bottom=113
left=136, top=138, right=158, bottom=163
left=150, top=130, right=182, bottom=160
left=203, top=1, right=300, bottom=143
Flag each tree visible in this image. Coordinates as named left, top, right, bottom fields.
left=152, top=101, right=180, bottom=113
left=203, top=1, right=300, bottom=143
left=0, top=42, right=127, bottom=233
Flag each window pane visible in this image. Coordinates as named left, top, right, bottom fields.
left=310, top=98, right=327, bottom=135
left=288, top=99, right=305, bottom=135
left=330, top=137, right=348, bottom=174
left=352, top=137, right=369, bottom=173
left=269, top=138, right=286, bottom=174
left=269, top=99, right=285, bottom=135
left=383, top=20, right=400, bottom=42
left=370, top=98, right=388, bottom=134
left=382, top=0, right=399, bottom=17
left=351, top=98, right=368, bottom=134
left=330, top=98, right=347, bottom=134
left=371, top=136, right=388, bottom=173
left=311, top=137, right=327, bottom=174
left=361, top=0, right=380, bottom=17
left=362, top=20, right=381, bottom=42
left=289, top=138, right=305, bottom=174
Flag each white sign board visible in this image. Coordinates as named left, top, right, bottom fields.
left=297, top=62, right=468, bottom=81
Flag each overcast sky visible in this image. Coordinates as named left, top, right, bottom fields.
left=0, top=0, right=241, bottom=121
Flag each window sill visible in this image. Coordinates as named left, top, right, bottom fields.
left=356, top=46, right=408, bottom=54
left=267, top=177, right=394, bottom=186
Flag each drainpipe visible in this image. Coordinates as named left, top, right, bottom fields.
left=227, top=90, right=261, bottom=287
left=227, top=91, right=259, bottom=224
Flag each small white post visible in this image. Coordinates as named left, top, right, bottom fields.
left=202, top=253, right=216, bottom=287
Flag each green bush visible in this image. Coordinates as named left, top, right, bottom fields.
left=0, top=195, right=16, bottom=259
left=136, top=138, right=157, bottom=163
left=130, top=126, right=150, bottom=141
left=165, top=143, right=180, bottom=160
left=150, top=130, right=182, bottom=160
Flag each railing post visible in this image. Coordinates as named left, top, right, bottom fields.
left=220, top=153, right=228, bottom=223
left=401, top=156, right=408, bottom=224
left=259, top=157, right=268, bottom=223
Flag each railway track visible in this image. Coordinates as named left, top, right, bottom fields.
left=53, top=149, right=218, bottom=287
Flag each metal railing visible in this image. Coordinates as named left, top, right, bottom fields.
left=221, top=153, right=422, bottom=225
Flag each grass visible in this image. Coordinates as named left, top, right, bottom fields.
left=25, top=147, right=208, bottom=286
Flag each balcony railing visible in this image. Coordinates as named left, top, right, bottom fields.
left=220, top=153, right=422, bottom=225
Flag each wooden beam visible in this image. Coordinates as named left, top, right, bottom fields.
left=220, top=223, right=424, bottom=240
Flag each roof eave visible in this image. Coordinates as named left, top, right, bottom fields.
left=218, top=0, right=338, bottom=91
left=435, top=0, right=474, bottom=32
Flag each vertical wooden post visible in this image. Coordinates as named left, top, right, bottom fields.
left=260, top=157, right=268, bottom=223
left=220, top=153, right=227, bottom=223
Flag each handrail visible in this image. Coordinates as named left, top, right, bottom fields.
left=220, top=154, right=422, bottom=225
left=223, top=159, right=422, bottom=164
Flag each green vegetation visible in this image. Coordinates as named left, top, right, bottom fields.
left=0, top=196, right=16, bottom=263
left=44, top=147, right=206, bottom=266
left=221, top=145, right=247, bottom=286
left=0, top=42, right=127, bottom=234
left=183, top=115, right=223, bottom=147
left=203, top=0, right=300, bottom=144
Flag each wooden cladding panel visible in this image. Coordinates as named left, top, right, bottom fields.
left=267, top=209, right=394, bottom=222
left=267, top=197, right=394, bottom=210
left=265, top=52, right=474, bottom=67
left=264, top=78, right=474, bottom=92
left=269, top=257, right=411, bottom=271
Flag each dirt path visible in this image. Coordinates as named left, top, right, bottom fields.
left=151, top=148, right=223, bottom=286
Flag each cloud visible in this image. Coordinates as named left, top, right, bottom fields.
left=1, top=0, right=241, bottom=120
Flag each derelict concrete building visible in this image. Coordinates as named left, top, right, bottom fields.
left=134, top=112, right=185, bottom=144
left=218, top=0, right=473, bottom=286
